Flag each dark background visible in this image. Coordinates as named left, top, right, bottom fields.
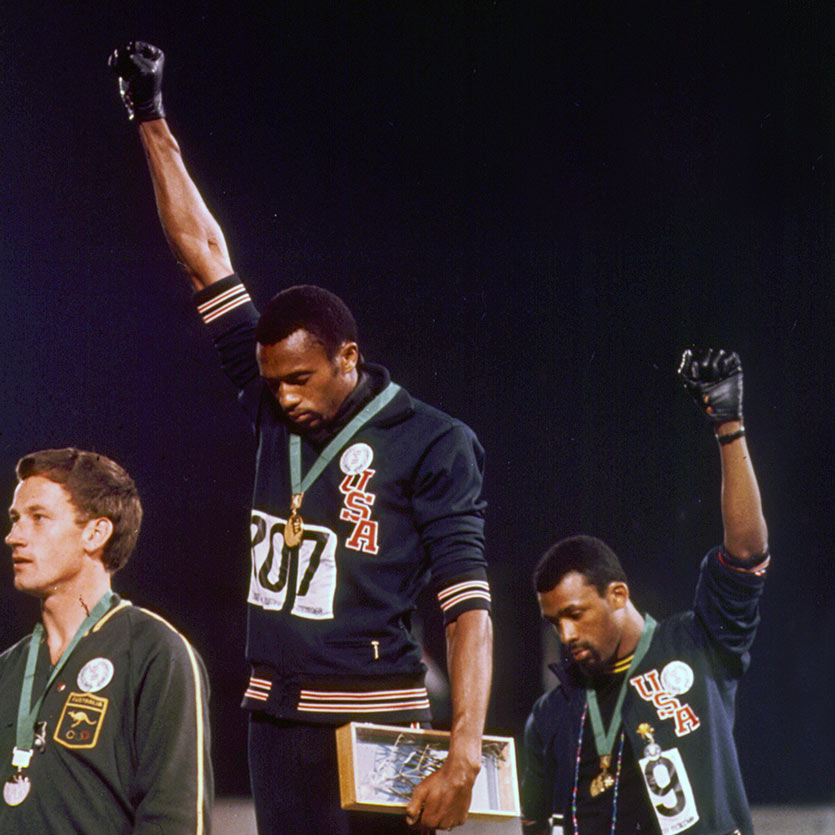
left=2, top=2, right=832, bottom=804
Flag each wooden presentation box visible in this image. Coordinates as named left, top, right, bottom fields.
left=336, top=722, right=520, bottom=820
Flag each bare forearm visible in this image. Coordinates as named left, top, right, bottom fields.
left=717, top=421, right=769, bottom=559
left=138, top=119, right=233, bottom=289
left=404, top=609, right=492, bottom=828
left=446, top=609, right=493, bottom=768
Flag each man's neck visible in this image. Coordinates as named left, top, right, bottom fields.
left=40, top=576, right=112, bottom=665
left=614, top=601, right=646, bottom=663
left=304, top=368, right=374, bottom=446
left=587, top=605, right=646, bottom=684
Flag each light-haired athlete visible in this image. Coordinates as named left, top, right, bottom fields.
left=0, top=447, right=212, bottom=834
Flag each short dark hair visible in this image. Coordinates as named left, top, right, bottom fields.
left=534, top=535, right=628, bottom=596
left=16, top=448, right=142, bottom=573
left=255, top=285, right=358, bottom=358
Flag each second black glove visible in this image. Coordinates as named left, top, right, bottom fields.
left=678, top=347, right=743, bottom=424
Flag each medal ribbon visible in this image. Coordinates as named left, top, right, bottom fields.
left=288, top=382, right=401, bottom=496
left=585, top=614, right=657, bottom=759
left=13, top=590, right=116, bottom=768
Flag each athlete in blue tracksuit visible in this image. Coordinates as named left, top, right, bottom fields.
left=522, top=349, right=769, bottom=835
left=195, top=276, right=490, bottom=724
left=110, top=41, right=493, bottom=834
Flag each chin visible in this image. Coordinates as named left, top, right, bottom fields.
left=291, top=413, right=325, bottom=429
left=13, top=579, right=43, bottom=597
left=577, top=655, right=605, bottom=676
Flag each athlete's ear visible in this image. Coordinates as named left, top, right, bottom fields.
left=82, top=517, right=114, bottom=556
left=337, top=341, right=359, bottom=374
left=605, top=581, right=629, bottom=610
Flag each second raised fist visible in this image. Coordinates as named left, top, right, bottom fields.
left=678, top=347, right=744, bottom=424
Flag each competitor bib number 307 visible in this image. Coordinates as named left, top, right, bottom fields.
left=638, top=746, right=699, bottom=834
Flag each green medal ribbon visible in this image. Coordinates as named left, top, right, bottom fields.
left=12, top=590, right=116, bottom=770
left=585, top=614, right=657, bottom=759
left=288, top=382, right=400, bottom=495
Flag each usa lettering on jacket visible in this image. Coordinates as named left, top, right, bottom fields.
left=339, top=469, right=379, bottom=554
left=630, top=667, right=701, bottom=737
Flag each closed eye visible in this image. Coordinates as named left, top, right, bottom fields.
left=285, top=373, right=312, bottom=384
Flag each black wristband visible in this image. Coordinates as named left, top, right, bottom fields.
left=716, top=427, right=746, bottom=446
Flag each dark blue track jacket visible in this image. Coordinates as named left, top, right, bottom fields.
left=522, top=547, right=767, bottom=835
left=195, top=276, right=491, bottom=724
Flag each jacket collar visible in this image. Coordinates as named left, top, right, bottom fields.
left=548, top=644, right=586, bottom=694
left=294, top=362, right=413, bottom=447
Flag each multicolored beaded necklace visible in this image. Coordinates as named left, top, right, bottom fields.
left=571, top=702, right=626, bottom=834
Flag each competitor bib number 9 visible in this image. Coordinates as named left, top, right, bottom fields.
left=249, top=510, right=338, bottom=619
left=638, top=746, right=699, bottom=834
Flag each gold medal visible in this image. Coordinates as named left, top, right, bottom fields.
left=589, top=754, right=615, bottom=797
left=283, top=493, right=305, bottom=547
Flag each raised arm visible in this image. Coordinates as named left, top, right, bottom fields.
left=716, top=420, right=768, bottom=559
left=109, top=42, right=233, bottom=290
left=678, top=348, right=769, bottom=561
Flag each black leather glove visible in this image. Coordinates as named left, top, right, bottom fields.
left=678, top=348, right=743, bottom=424
left=108, top=41, right=166, bottom=122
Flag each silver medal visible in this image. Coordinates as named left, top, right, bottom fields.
left=3, top=773, right=31, bottom=806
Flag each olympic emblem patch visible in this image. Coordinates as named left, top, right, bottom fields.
left=660, top=661, right=694, bottom=696
left=54, top=692, right=108, bottom=749
left=340, top=443, right=373, bottom=475
left=77, top=657, right=114, bottom=693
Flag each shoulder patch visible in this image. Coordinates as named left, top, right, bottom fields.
left=660, top=660, right=694, bottom=696
left=77, top=658, right=114, bottom=693
left=340, top=442, right=374, bottom=474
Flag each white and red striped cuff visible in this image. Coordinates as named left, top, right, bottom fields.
left=437, top=579, right=492, bottom=614
left=196, top=282, right=253, bottom=325
left=244, top=674, right=272, bottom=702
left=297, top=686, right=431, bottom=714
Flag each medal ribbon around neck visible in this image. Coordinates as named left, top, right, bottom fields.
left=13, top=589, right=116, bottom=770
left=585, top=614, right=657, bottom=760
left=285, top=382, right=400, bottom=544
